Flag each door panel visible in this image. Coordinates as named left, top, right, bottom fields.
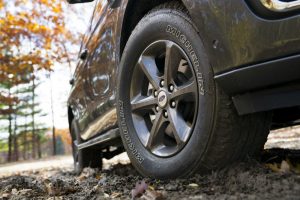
left=69, top=60, right=90, bottom=132
left=68, top=3, right=98, bottom=133
left=81, top=0, right=120, bottom=139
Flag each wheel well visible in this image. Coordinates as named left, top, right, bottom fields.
left=120, top=0, right=187, bottom=57
left=272, top=106, right=300, bottom=129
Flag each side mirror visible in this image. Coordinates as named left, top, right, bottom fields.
left=67, top=0, right=94, bottom=4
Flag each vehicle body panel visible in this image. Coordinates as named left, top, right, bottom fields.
left=68, top=0, right=128, bottom=140
left=68, top=0, right=300, bottom=140
left=182, top=0, right=300, bottom=74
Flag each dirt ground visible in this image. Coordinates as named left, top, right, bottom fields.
left=0, top=127, right=300, bottom=200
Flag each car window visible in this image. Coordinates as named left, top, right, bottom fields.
left=77, top=0, right=98, bottom=56
left=90, top=0, right=108, bottom=32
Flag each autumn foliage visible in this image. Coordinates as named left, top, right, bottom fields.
left=0, top=0, right=79, bottom=162
left=55, top=128, right=72, bottom=146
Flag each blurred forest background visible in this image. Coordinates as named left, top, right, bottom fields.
left=0, top=0, right=94, bottom=163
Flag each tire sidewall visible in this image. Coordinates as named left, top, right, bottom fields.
left=117, top=10, right=215, bottom=178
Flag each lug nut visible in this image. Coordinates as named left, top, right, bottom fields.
left=169, top=84, right=174, bottom=92
left=154, top=90, right=158, bottom=97
left=160, top=80, right=165, bottom=87
left=155, top=106, right=159, bottom=112
left=171, top=101, right=176, bottom=108
left=164, top=110, right=168, bottom=118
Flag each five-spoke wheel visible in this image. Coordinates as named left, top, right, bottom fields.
left=130, top=40, right=198, bottom=157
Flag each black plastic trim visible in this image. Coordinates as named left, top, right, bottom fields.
left=233, top=83, right=300, bottom=115
left=67, top=0, right=94, bottom=4
left=215, top=54, right=300, bottom=95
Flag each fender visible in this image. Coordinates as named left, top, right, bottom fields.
left=182, top=0, right=300, bottom=74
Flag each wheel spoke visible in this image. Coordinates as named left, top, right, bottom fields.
left=131, top=95, right=157, bottom=113
left=168, top=108, right=191, bottom=145
left=138, top=56, right=160, bottom=89
left=164, top=42, right=182, bottom=85
left=170, top=80, right=197, bottom=100
left=146, top=111, right=164, bottom=149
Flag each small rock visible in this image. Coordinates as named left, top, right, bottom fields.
left=165, top=184, right=178, bottom=191
left=1, top=193, right=10, bottom=199
left=188, top=183, right=199, bottom=188
left=11, top=188, right=18, bottom=195
left=91, top=184, right=100, bottom=192
left=98, top=176, right=107, bottom=186
left=18, top=189, right=33, bottom=195
left=104, top=193, right=110, bottom=198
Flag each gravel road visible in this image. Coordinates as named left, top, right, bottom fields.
left=0, top=127, right=300, bottom=200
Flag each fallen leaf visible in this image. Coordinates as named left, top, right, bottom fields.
left=148, top=185, right=155, bottom=191
left=266, top=160, right=293, bottom=173
left=132, top=180, right=148, bottom=199
left=293, top=163, right=300, bottom=174
left=77, top=174, right=87, bottom=181
left=280, top=160, right=290, bottom=173
left=141, top=189, right=165, bottom=200
left=111, top=192, right=121, bottom=198
left=265, top=163, right=280, bottom=172
left=96, top=174, right=102, bottom=180
left=45, top=182, right=54, bottom=195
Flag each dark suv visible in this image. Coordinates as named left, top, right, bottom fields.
left=67, top=0, right=300, bottom=179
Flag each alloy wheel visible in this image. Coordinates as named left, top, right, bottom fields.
left=130, top=40, right=198, bottom=157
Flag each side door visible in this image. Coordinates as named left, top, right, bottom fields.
left=80, top=0, right=120, bottom=140
left=69, top=3, right=97, bottom=133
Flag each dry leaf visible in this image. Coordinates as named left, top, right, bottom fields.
left=141, top=190, right=165, bottom=200
left=132, top=180, right=148, bottom=199
left=111, top=192, right=121, bottom=198
left=266, top=160, right=292, bottom=173
left=280, top=160, right=290, bottom=173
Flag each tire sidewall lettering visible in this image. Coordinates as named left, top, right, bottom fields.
left=166, top=25, right=205, bottom=95
left=118, top=100, right=144, bottom=163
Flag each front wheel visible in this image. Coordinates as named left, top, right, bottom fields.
left=116, top=2, right=271, bottom=179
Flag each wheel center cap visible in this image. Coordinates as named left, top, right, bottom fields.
left=158, top=91, right=168, bottom=108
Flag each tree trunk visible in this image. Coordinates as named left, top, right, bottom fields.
left=23, top=116, right=28, bottom=160
left=7, top=112, right=12, bottom=162
left=13, top=113, right=19, bottom=161
left=31, top=78, right=36, bottom=159
left=37, top=134, right=41, bottom=158
left=22, top=131, right=26, bottom=160
left=7, top=88, right=12, bottom=162
left=52, top=126, right=56, bottom=155
left=13, top=85, right=19, bottom=161
left=49, top=72, right=56, bottom=156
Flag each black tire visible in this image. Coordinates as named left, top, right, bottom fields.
left=70, top=120, right=103, bottom=174
left=116, top=2, right=271, bottom=179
